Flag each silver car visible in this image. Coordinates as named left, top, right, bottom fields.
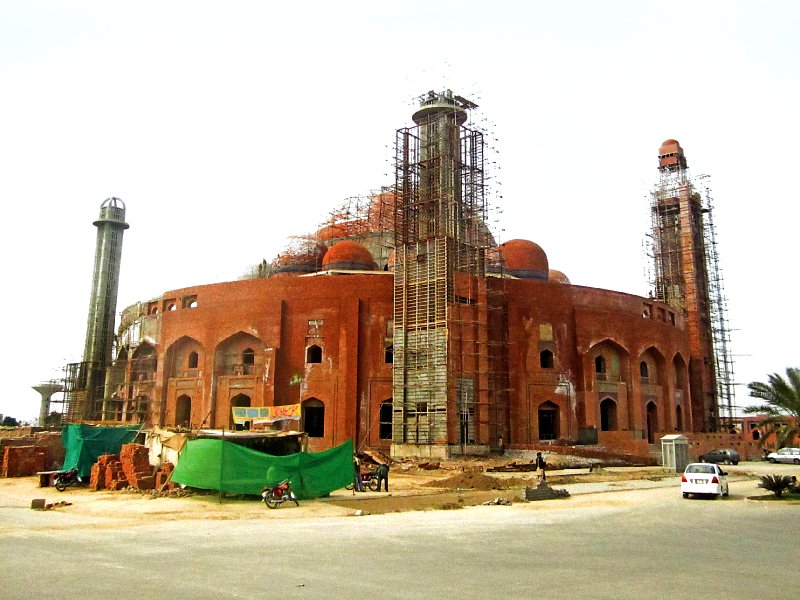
left=767, top=448, right=800, bottom=464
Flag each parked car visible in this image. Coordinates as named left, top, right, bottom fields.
left=698, top=448, right=740, bottom=465
left=681, top=463, right=729, bottom=499
left=767, top=448, right=800, bottom=464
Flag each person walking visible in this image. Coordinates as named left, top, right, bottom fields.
left=375, top=462, right=390, bottom=492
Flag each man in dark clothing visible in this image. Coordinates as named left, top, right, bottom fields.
left=375, top=462, right=390, bottom=492
left=536, top=452, right=547, bottom=481
left=353, top=456, right=366, bottom=492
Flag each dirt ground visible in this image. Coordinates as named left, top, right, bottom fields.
left=0, top=455, right=688, bottom=529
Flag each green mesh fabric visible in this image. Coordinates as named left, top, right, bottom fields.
left=61, top=424, right=141, bottom=478
left=171, top=438, right=353, bottom=499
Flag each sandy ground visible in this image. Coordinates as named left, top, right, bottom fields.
left=1, top=458, right=795, bottom=534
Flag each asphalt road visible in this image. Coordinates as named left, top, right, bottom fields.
left=1, top=476, right=796, bottom=600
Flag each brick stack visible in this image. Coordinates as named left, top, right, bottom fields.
left=89, top=454, right=117, bottom=490
left=120, top=444, right=155, bottom=490
left=104, top=457, right=129, bottom=491
left=155, top=462, right=176, bottom=491
left=2, top=445, right=48, bottom=477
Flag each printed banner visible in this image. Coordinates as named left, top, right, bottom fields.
left=231, top=404, right=301, bottom=424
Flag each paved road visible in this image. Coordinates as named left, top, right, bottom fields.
left=1, top=476, right=797, bottom=600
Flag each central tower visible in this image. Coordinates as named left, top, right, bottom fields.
left=392, top=91, right=495, bottom=457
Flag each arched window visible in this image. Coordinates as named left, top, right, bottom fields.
left=302, top=398, right=325, bottom=437
left=188, top=351, right=199, bottom=369
left=379, top=399, right=393, bottom=440
left=595, top=355, right=606, bottom=374
left=540, top=350, right=554, bottom=369
left=176, top=395, right=192, bottom=429
left=230, top=394, right=252, bottom=430
left=306, top=345, right=322, bottom=364
left=385, top=345, right=393, bottom=364
left=538, top=401, right=559, bottom=441
left=600, top=398, right=618, bottom=431
left=242, top=348, right=255, bottom=365
left=640, top=361, right=649, bottom=378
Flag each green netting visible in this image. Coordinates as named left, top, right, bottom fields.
left=61, top=424, right=141, bottom=478
left=171, top=438, right=354, bottom=499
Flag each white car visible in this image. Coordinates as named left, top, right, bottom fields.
left=767, top=448, right=800, bottom=464
left=681, top=463, right=729, bottom=499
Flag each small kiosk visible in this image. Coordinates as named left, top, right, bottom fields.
left=660, top=434, right=690, bottom=473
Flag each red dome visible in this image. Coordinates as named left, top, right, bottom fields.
left=659, top=139, right=682, bottom=155
left=499, top=239, right=549, bottom=280
left=322, top=240, right=376, bottom=271
left=272, top=241, right=327, bottom=276
left=548, top=269, right=570, bottom=284
left=316, top=224, right=349, bottom=242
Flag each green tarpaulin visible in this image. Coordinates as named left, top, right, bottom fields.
left=62, top=424, right=141, bottom=478
left=171, top=438, right=353, bottom=499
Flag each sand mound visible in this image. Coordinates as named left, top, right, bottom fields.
left=427, top=472, right=505, bottom=490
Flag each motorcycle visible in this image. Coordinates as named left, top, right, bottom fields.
left=261, top=479, right=299, bottom=509
left=346, top=470, right=379, bottom=491
left=54, top=469, right=81, bottom=492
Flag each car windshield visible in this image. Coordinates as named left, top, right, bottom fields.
left=686, top=465, right=716, bottom=474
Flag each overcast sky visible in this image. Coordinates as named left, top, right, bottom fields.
left=1, top=1, right=797, bottom=422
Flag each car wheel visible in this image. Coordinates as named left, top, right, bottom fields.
left=682, top=493, right=689, bottom=499
left=732, top=461, right=738, bottom=465
left=794, top=458, right=800, bottom=465
left=768, top=457, right=776, bottom=463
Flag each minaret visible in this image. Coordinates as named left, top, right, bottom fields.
left=650, top=141, right=717, bottom=431
left=81, top=197, right=129, bottom=418
left=393, top=91, right=492, bottom=456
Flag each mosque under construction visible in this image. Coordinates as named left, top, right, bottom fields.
left=45, top=91, right=736, bottom=459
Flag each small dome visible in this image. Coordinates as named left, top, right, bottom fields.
left=659, top=139, right=682, bottom=155
left=548, top=269, right=571, bottom=284
left=272, top=241, right=327, bottom=276
left=316, top=224, right=350, bottom=242
left=322, top=240, right=377, bottom=271
left=499, top=239, right=549, bottom=280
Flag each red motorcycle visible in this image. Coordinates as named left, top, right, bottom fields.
left=261, top=479, right=299, bottom=509
left=54, top=469, right=81, bottom=492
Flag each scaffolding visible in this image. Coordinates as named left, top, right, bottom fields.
left=698, top=178, right=737, bottom=428
left=649, top=151, right=733, bottom=432
left=392, top=90, right=506, bottom=454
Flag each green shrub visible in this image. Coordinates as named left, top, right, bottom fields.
left=758, top=474, right=794, bottom=498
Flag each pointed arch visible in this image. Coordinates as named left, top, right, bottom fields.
left=538, top=400, right=560, bottom=441
left=164, top=336, right=204, bottom=378
left=600, top=397, right=618, bottom=431
left=215, top=331, right=265, bottom=376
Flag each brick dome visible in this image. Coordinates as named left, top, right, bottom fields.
left=322, top=240, right=376, bottom=271
left=659, top=139, right=682, bottom=155
left=272, top=241, right=327, bottom=276
left=499, top=239, right=549, bottom=280
left=549, top=269, right=571, bottom=284
left=316, top=224, right=349, bottom=242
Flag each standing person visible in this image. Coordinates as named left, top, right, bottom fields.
left=353, top=456, right=365, bottom=492
left=497, top=435, right=505, bottom=456
left=536, top=452, right=547, bottom=481
left=375, top=462, right=390, bottom=492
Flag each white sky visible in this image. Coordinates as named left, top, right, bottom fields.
left=1, top=1, right=798, bottom=422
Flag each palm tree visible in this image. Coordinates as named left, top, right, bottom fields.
left=745, top=367, right=800, bottom=448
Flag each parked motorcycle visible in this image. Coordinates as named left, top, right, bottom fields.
left=346, top=470, right=379, bottom=491
left=54, top=469, right=81, bottom=492
left=261, top=479, right=299, bottom=509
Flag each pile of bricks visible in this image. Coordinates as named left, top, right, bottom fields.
left=120, top=444, right=155, bottom=490
left=155, top=461, right=176, bottom=491
left=89, top=453, right=131, bottom=491
left=2, top=445, right=48, bottom=477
